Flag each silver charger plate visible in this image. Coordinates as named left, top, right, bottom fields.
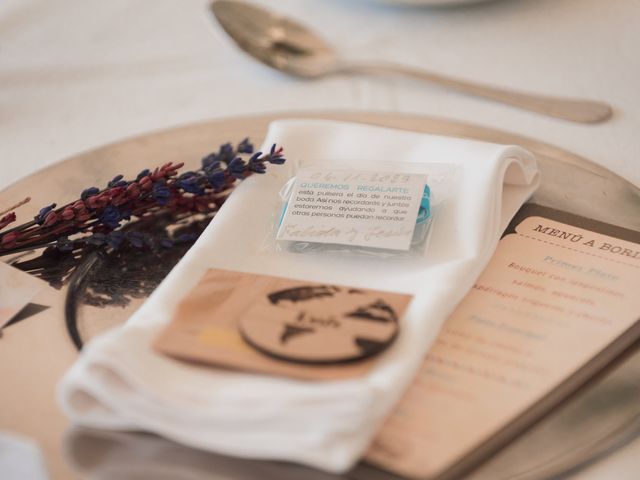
left=373, top=0, right=497, bottom=6
left=0, top=111, right=638, bottom=480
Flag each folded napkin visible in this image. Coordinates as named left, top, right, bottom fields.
left=57, top=119, right=539, bottom=472
left=0, top=432, right=49, bottom=480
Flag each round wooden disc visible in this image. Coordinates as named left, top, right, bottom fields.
left=238, top=285, right=399, bottom=364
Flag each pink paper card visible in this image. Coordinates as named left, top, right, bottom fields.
left=0, top=262, right=46, bottom=329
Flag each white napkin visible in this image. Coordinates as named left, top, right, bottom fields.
left=57, top=119, right=539, bottom=473
left=0, top=432, right=49, bottom=480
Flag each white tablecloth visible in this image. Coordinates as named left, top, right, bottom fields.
left=2, top=0, right=639, bottom=191
left=1, top=0, right=638, bottom=478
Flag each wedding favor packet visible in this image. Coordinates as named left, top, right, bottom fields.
left=264, top=161, right=458, bottom=257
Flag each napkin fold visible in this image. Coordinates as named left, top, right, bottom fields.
left=0, top=432, right=49, bottom=480
left=57, top=119, right=539, bottom=472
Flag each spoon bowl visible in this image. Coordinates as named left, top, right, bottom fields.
left=212, top=0, right=336, bottom=78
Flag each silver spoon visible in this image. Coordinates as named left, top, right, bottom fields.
left=211, top=0, right=612, bottom=124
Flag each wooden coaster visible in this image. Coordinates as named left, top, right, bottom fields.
left=154, top=268, right=412, bottom=378
left=238, top=285, right=400, bottom=364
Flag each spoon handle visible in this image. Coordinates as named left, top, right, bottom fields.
left=341, top=62, right=612, bottom=124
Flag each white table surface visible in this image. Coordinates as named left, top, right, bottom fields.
left=1, top=0, right=639, bottom=479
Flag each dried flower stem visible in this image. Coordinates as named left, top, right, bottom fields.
left=0, top=197, right=31, bottom=217
left=0, top=139, right=285, bottom=257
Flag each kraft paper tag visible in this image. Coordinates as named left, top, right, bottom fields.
left=153, top=268, right=412, bottom=380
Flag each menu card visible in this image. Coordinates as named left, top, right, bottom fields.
left=365, top=204, right=640, bottom=479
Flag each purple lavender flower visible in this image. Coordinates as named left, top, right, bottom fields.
left=176, top=172, right=205, bottom=195
left=228, top=157, right=246, bottom=179
left=35, top=204, right=57, bottom=225
left=136, top=169, right=151, bottom=181
left=152, top=182, right=171, bottom=205
left=237, top=138, right=254, bottom=154
left=218, top=143, right=235, bottom=164
left=201, top=153, right=220, bottom=170
left=99, top=205, right=121, bottom=228
left=267, top=144, right=286, bottom=164
left=247, top=152, right=266, bottom=174
left=206, top=169, right=226, bottom=191
left=107, top=175, right=127, bottom=188
left=81, top=187, right=100, bottom=201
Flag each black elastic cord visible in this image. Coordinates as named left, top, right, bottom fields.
left=64, top=250, right=104, bottom=350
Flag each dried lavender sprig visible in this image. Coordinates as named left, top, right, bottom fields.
left=0, top=139, right=285, bottom=256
